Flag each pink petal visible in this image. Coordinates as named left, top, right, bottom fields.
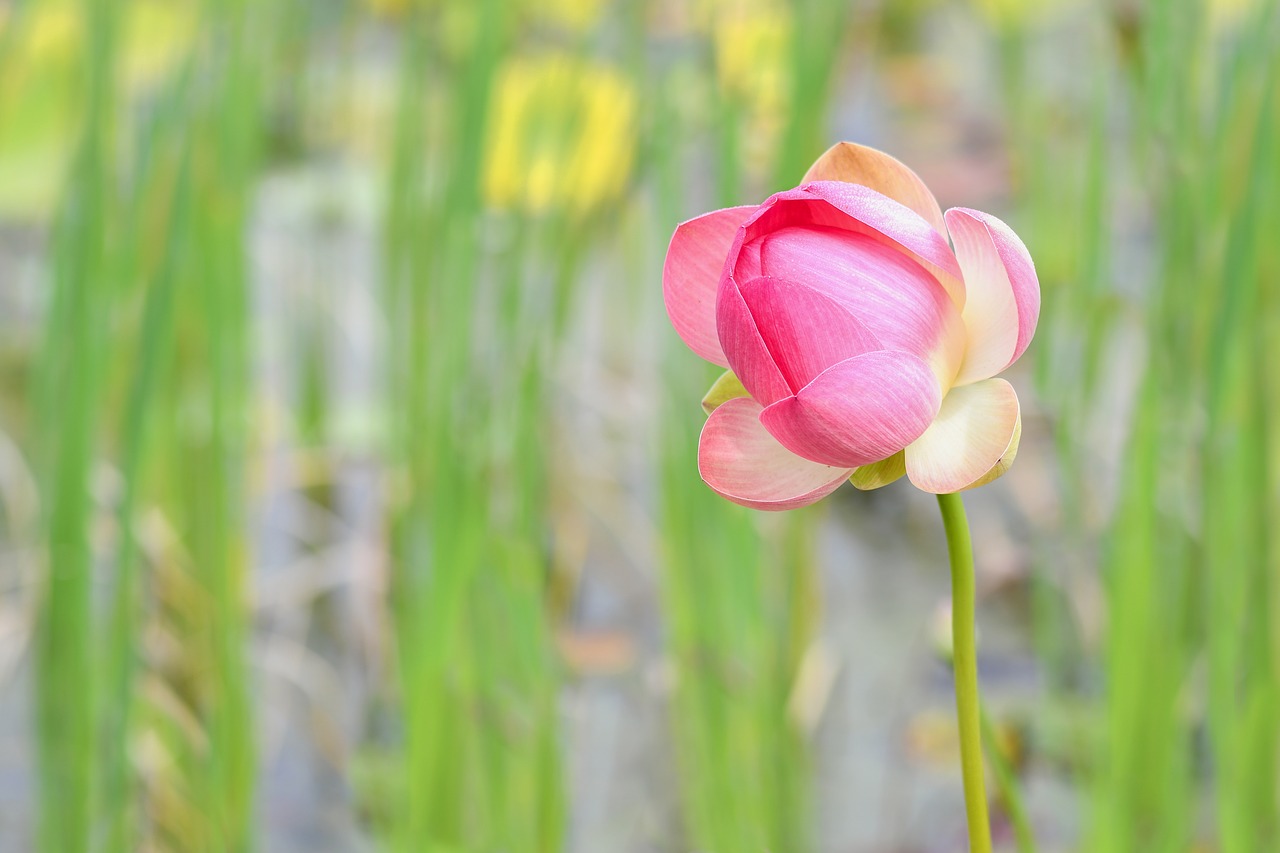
left=759, top=350, right=941, bottom=468
left=945, top=208, right=1041, bottom=385
left=803, top=142, right=947, bottom=237
left=904, top=379, right=1021, bottom=493
left=731, top=225, right=965, bottom=386
left=698, top=397, right=853, bottom=511
left=716, top=277, right=793, bottom=408
left=735, top=182, right=964, bottom=308
left=663, top=206, right=755, bottom=366
left=737, top=276, right=881, bottom=393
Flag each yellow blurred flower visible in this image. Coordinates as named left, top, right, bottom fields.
left=712, top=4, right=791, bottom=118
left=695, top=0, right=791, bottom=177
left=0, top=0, right=195, bottom=216
left=0, top=0, right=193, bottom=89
left=1207, top=0, right=1262, bottom=29
left=970, top=0, right=1062, bottom=29
left=0, top=4, right=79, bottom=84
left=123, top=0, right=197, bottom=89
left=364, top=0, right=604, bottom=32
left=482, top=55, right=636, bottom=217
left=536, top=0, right=607, bottom=31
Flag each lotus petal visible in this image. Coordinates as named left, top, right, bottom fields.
left=945, top=208, right=1040, bottom=385
left=904, top=379, right=1021, bottom=493
left=962, top=410, right=1022, bottom=490
left=716, top=278, right=793, bottom=408
left=699, top=397, right=853, bottom=511
left=733, top=182, right=964, bottom=307
left=803, top=142, right=947, bottom=237
left=738, top=225, right=963, bottom=382
left=738, top=276, right=881, bottom=393
left=663, top=205, right=755, bottom=366
left=760, top=350, right=941, bottom=468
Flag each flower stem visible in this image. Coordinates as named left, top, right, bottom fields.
left=937, top=492, right=992, bottom=853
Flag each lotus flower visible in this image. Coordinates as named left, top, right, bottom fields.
left=663, top=142, right=1039, bottom=510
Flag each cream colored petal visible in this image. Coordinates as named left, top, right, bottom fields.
left=904, top=379, right=1021, bottom=494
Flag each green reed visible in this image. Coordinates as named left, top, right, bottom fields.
left=32, top=0, right=115, bottom=847
left=1006, top=1, right=1280, bottom=848
left=29, top=1, right=280, bottom=848
left=100, top=78, right=194, bottom=853
left=380, top=4, right=565, bottom=849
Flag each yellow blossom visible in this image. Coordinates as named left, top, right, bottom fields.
left=482, top=55, right=635, bottom=217
left=123, top=0, right=197, bottom=89
left=970, top=0, right=1063, bottom=29
left=712, top=4, right=791, bottom=118
left=0, top=0, right=195, bottom=216
left=363, top=0, right=602, bottom=32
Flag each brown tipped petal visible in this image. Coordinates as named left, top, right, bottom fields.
left=803, top=142, right=948, bottom=237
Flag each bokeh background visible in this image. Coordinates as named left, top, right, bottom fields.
left=0, top=0, right=1278, bottom=850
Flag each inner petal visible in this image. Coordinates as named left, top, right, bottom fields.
left=750, top=225, right=963, bottom=382
left=715, top=280, right=792, bottom=408
left=738, top=276, right=881, bottom=394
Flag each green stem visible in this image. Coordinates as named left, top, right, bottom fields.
left=937, top=492, right=992, bottom=853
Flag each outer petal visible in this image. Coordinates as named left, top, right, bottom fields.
left=759, top=350, right=941, bottom=468
left=962, top=410, right=1021, bottom=490
left=803, top=142, right=947, bottom=237
left=904, top=379, right=1021, bottom=493
left=733, top=182, right=964, bottom=308
left=663, top=205, right=755, bottom=366
left=945, top=208, right=1041, bottom=385
left=698, top=397, right=853, bottom=511
left=738, top=276, right=881, bottom=393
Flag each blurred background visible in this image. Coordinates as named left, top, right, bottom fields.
left=0, top=0, right=1277, bottom=850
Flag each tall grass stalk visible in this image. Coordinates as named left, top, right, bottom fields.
left=158, top=3, right=273, bottom=846
left=100, top=114, right=193, bottom=853
left=1011, top=2, right=1280, bottom=848
left=1200, top=42, right=1278, bottom=853
left=382, top=4, right=563, bottom=848
left=31, top=2, right=276, bottom=846
left=33, top=0, right=115, bottom=847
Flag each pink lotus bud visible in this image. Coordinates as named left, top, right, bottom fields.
left=663, top=142, right=1039, bottom=509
